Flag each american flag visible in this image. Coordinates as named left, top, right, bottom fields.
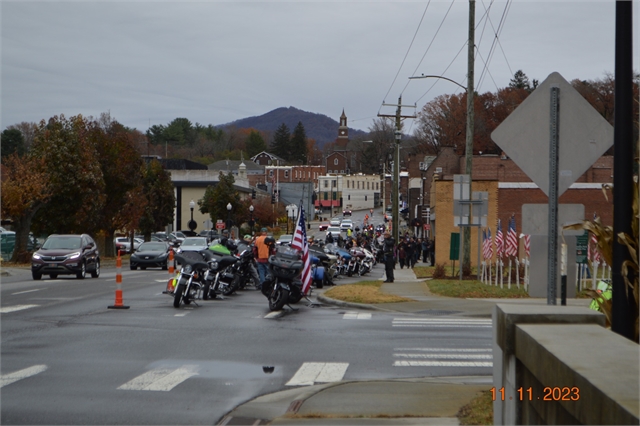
left=506, top=215, right=518, bottom=257
left=291, top=203, right=312, bottom=295
left=495, top=219, right=504, bottom=257
left=524, top=234, right=531, bottom=258
left=590, top=232, right=601, bottom=263
left=482, top=228, right=492, bottom=260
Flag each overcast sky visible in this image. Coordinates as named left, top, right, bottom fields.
left=1, top=0, right=638, bottom=134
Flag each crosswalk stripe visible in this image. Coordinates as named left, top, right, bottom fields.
left=393, top=323, right=491, bottom=328
left=394, top=360, right=493, bottom=367
left=395, top=348, right=492, bottom=352
left=118, top=365, right=199, bottom=391
left=1, top=365, right=48, bottom=388
left=0, top=305, right=39, bottom=314
left=285, top=362, right=349, bottom=386
left=395, top=353, right=492, bottom=359
left=343, top=312, right=371, bottom=319
left=394, top=318, right=491, bottom=322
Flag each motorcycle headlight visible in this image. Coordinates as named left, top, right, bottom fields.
left=182, top=264, right=193, bottom=273
left=209, top=261, right=218, bottom=270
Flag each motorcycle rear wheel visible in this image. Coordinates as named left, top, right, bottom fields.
left=269, top=286, right=289, bottom=311
left=288, top=291, right=303, bottom=304
left=173, top=284, right=185, bottom=308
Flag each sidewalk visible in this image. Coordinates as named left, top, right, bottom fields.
left=220, top=267, right=495, bottom=426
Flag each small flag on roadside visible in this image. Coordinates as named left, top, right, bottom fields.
left=495, top=220, right=504, bottom=257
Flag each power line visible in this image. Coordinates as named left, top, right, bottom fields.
left=380, top=1, right=433, bottom=109
left=477, top=0, right=512, bottom=91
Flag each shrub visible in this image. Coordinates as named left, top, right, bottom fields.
left=432, top=263, right=446, bottom=279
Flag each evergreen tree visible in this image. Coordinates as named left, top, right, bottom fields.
left=246, top=130, right=268, bottom=158
left=290, top=121, right=308, bottom=164
left=1, top=128, right=26, bottom=158
left=509, top=70, right=538, bottom=93
left=270, top=123, right=290, bottom=161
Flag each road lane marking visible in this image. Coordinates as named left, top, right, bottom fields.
left=343, top=312, right=371, bottom=319
left=394, top=360, right=493, bottom=367
left=1, top=365, right=48, bottom=388
left=395, top=348, right=492, bottom=352
left=118, top=365, right=199, bottom=391
left=0, top=304, right=39, bottom=314
left=11, top=289, right=42, bottom=295
left=395, top=353, right=492, bottom=359
left=392, top=318, right=491, bottom=328
left=285, top=362, right=349, bottom=386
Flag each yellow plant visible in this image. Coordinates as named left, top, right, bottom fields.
left=564, top=176, right=639, bottom=343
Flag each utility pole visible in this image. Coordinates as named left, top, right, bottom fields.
left=462, top=0, right=476, bottom=274
left=379, top=95, right=416, bottom=243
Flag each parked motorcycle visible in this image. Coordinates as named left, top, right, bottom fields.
left=167, top=252, right=210, bottom=308
left=199, top=249, right=239, bottom=299
left=262, top=245, right=305, bottom=311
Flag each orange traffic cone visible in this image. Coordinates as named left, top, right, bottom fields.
left=108, top=251, right=130, bottom=309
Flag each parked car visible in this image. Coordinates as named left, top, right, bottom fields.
left=129, top=242, right=172, bottom=270
left=343, top=209, right=352, bottom=216
left=318, top=222, right=330, bottom=231
left=152, top=232, right=180, bottom=247
left=177, top=237, right=209, bottom=253
left=170, top=231, right=187, bottom=244
left=1, top=231, right=40, bottom=258
left=113, top=237, right=143, bottom=254
left=31, top=234, right=100, bottom=280
left=277, top=235, right=293, bottom=245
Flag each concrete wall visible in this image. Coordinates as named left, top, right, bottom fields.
left=493, top=303, right=639, bottom=425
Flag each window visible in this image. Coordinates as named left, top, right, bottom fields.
left=324, top=192, right=328, bottom=200
left=334, top=158, right=339, bottom=166
left=376, top=183, right=379, bottom=190
left=367, top=182, right=370, bottom=190
left=348, top=195, right=351, bottom=200
left=332, top=180, right=336, bottom=188
left=340, top=170, right=344, bottom=174
left=328, top=170, right=332, bottom=174
left=347, top=180, right=350, bottom=188
left=324, top=180, right=328, bottom=188
left=365, top=195, right=367, bottom=201
left=357, top=182, right=360, bottom=189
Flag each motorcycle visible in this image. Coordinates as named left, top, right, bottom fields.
left=167, top=252, right=210, bottom=308
left=229, top=244, right=261, bottom=291
left=199, top=249, right=239, bottom=299
left=262, top=245, right=305, bottom=311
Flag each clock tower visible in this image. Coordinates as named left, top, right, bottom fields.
left=337, top=109, right=349, bottom=141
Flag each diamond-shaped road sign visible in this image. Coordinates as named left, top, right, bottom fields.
left=491, top=72, right=613, bottom=197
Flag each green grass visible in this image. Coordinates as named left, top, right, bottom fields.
left=427, top=279, right=529, bottom=298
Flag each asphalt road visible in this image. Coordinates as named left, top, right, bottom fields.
left=1, top=261, right=492, bottom=425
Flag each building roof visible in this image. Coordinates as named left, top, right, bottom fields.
left=155, top=158, right=208, bottom=170
left=208, top=159, right=264, bottom=172
left=250, top=151, right=286, bottom=164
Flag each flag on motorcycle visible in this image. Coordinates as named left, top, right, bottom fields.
left=506, top=214, right=518, bottom=257
left=291, top=203, right=312, bottom=295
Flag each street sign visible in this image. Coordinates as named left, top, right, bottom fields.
left=216, top=219, right=225, bottom=230
left=576, top=231, right=589, bottom=264
left=491, top=72, right=613, bottom=197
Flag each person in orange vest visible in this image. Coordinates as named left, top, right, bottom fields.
left=254, top=227, right=275, bottom=288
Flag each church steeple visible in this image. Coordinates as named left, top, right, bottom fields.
left=338, top=109, right=348, bottom=140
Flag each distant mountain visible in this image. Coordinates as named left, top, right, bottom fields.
left=220, top=106, right=367, bottom=147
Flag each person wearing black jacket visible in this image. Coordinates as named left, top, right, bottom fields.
left=382, top=231, right=395, bottom=283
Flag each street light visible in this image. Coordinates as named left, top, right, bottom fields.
left=249, top=205, right=255, bottom=236
left=226, top=203, right=232, bottom=233
left=188, top=200, right=197, bottom=232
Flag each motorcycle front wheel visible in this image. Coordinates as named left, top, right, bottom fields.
left=173, top=284, right=186, bottom=308
left=269, top=286, right=289, bottom=311
left=202, top=283, right=211, bottom=300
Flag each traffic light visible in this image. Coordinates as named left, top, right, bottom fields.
left=271, top=194, right=276, bottom=204
left=251, top=189, right=256, bottom=199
